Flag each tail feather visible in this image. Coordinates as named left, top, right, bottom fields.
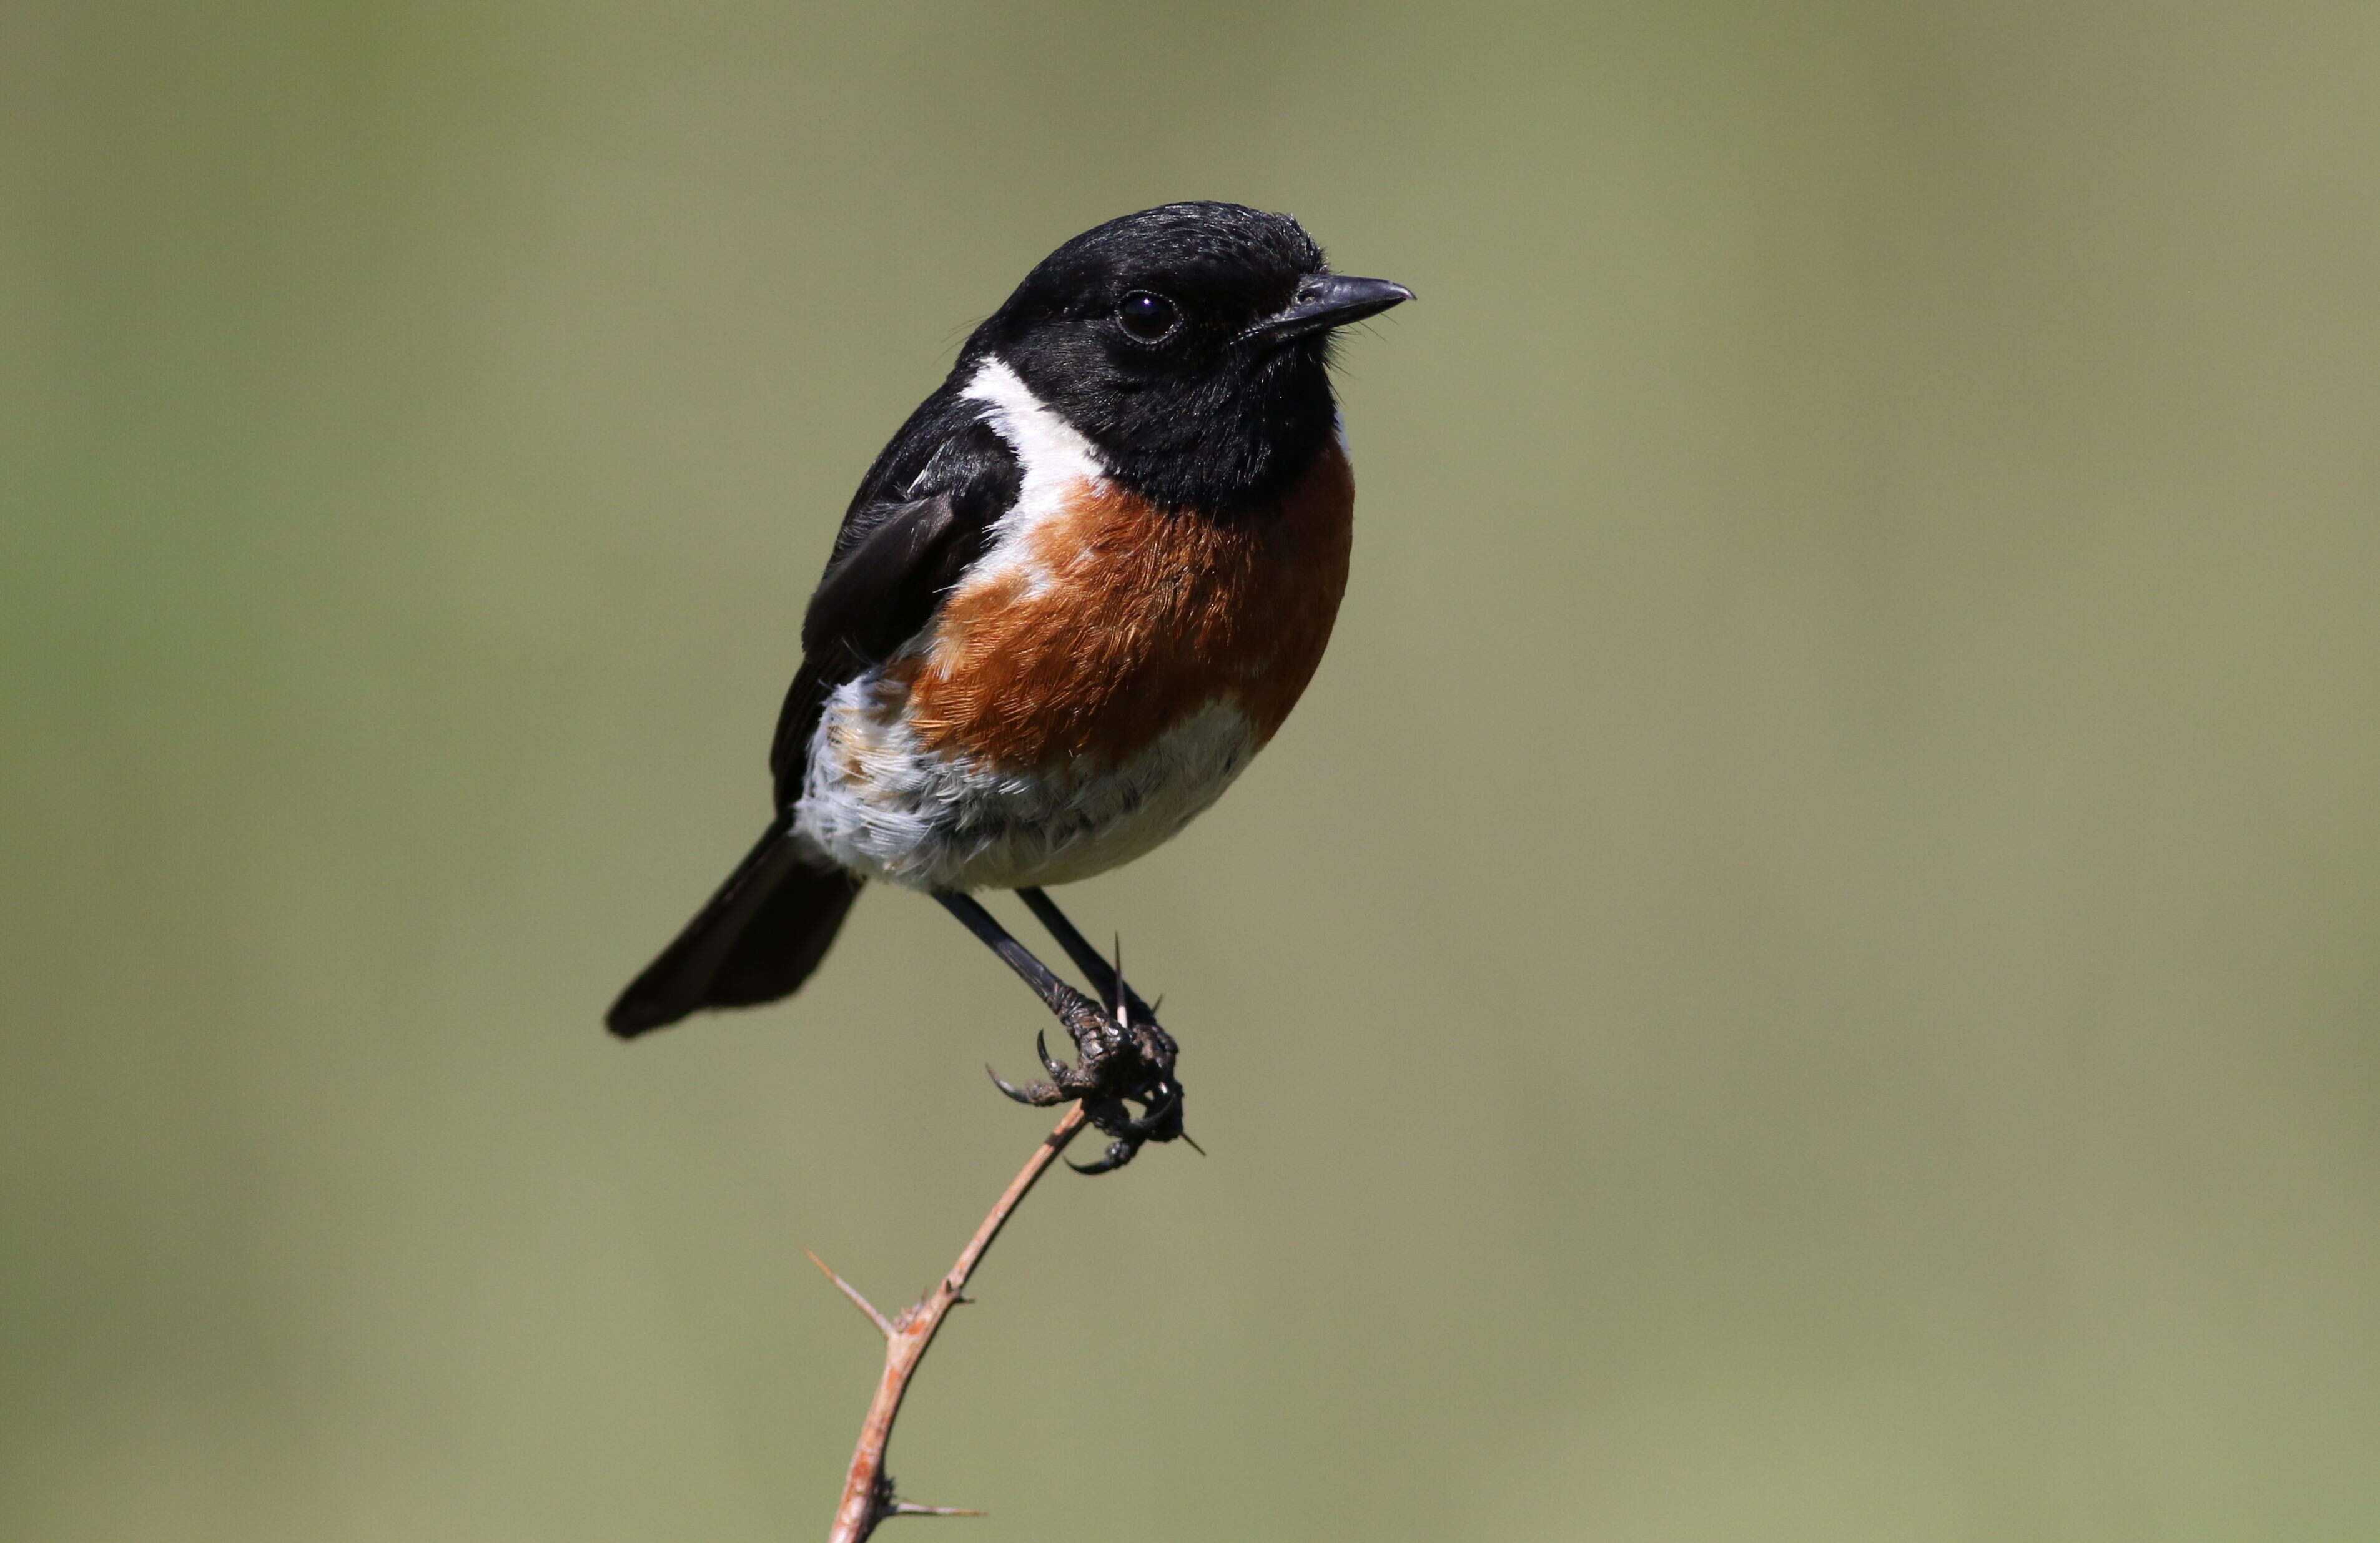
left=606, top=821, right=863, bottom=1038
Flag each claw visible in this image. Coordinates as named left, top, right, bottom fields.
left=1116, top=1081, right=1182, bottom=1137
left=1067, top=1140, right=1138, bottom=1175
left=1035, top=1030, right=1069, bottom=1079
left=985, top=1064, right=1050, bottom=1105
left=977, top=906, right=1186, bottom=1163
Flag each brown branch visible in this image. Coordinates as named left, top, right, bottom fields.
left=815, top=1105, right=1092, bottom=1542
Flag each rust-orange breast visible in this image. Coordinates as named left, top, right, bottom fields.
left=901, top=440, right=1356, bottom=771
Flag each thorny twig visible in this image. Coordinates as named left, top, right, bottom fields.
left=813, top=1105, right=1091, bottom=1542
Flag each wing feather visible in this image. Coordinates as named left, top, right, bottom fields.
left=767, top=410, right=1020, bottom=807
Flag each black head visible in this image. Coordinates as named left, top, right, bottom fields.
left=965, top=202, right=1410, bottom=513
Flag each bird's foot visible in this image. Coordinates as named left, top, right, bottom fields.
left=987, top=957, right=1184, bottom=1174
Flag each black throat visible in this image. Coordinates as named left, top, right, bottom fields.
left=996, top=334, right=1341, bottom=516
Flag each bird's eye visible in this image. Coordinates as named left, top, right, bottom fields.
left=1116, top=290, right=1180, bottom=343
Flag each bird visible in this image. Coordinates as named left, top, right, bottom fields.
left=606, top=202, right=1410, bottom=1170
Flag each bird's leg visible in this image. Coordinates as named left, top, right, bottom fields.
left=1016, top=887, right=1160, bottom=1028
left=936, top=891, right=1183, bottom=1173
left=1017, top=887, right=1182, bottom=1172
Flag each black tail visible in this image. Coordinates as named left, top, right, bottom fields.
left=606, top=820, right=864, bottom=1038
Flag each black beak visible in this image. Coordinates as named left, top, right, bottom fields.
left=1245, top=274, right=1415, bottom=346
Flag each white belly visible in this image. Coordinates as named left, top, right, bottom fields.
left=791, top=673, right=1261, bottom=892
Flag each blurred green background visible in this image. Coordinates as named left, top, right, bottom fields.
left=6, top=2, right=2378, bottom=1539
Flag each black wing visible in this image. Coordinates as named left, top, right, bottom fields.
left=768, top=395, right=1020, bottom=809
left=606, top=387, right=1020, bottom=1037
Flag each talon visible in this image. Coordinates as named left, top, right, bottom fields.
left=1067, top=1140, right=1138, bottom=1175
left=985, top=1064, right=1052, bottom=1105
left=1116, top=1081, right=1182, bottom=1137
left=1035, top=1030, right=1069, bottom=1079
left=971, top=903, right=1188, bottom=1161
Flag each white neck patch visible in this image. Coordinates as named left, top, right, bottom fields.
left=955, top=355, right=1110, bottom=596
left=960, top=355, right=1107, bottom=490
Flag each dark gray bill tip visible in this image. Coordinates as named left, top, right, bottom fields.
left=1248, top=275, right=1415, bottom=344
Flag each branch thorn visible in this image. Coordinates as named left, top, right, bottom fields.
left=806, top=1247, right=896, bottom=1340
